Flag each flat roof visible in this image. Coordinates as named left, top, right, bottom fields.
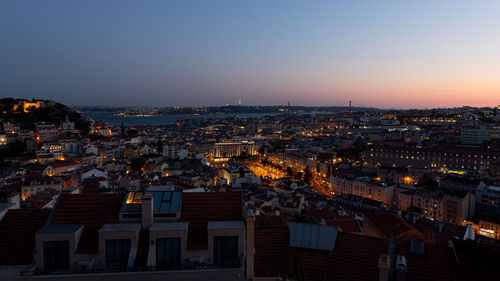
left=99, top=223, right=141, bottom=232
left=37, top=224, right=83, bottom=233
left=150, top=222, right=189, bottom=231
left=0, top=203, right=16, bottom=212
left=207, top=221, right=244, bottom=229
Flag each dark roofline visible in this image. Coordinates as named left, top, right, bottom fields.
left=240, top=189, right=244, bottom=219
left=45, top=192, right=62, bottom=226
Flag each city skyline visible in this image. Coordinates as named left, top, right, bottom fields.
left=1, top=0, right=500, bottom=108
left=1, top=1, right=500, bottom=280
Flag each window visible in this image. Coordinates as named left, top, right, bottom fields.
left=125, top=192, right=143, bottom=204
left=106, top=239, right=131, bottom=267
left=44, top=241, right=69, bottom=270
left=156, top=238, right=180, bottom=267
left=214, top=236, right=238, bottom=266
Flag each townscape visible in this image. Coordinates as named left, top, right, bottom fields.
left=2, top=1, right=500, bottom=280
left=0, top=98, right=499, bottom=281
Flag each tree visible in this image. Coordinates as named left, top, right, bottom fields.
left=303, top=166, right=313, bottom=184
left=337, top=146, right=363, bottom=162
left=131, top=157, right=145, bottom=171
left=2, top=139, right=27, bottom=157
left=156, top=140, right=163, bottom=154
left=0, top=157, right=11, bottom=168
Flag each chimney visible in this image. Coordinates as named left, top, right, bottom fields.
left=141, top=194, right=153, bottom=230
left=378, top=253, right=390, bottom=281
left=7, top=193, right=20, bottom=209
left=463, top=224, right=475, bottom=240
left=245, top=209, right=256, bottom=280
left=423, top=226, right=434, bottom=244
left=396, top=255, right=408, bottom=281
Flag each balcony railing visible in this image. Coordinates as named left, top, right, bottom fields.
left=21, top=260, right=243, bottom=276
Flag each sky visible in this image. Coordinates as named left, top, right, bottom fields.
left=1, top=0, right=499, bottom=108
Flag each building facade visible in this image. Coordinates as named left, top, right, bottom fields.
left=330, top=176, right=395, bottom=206
left=364, top=144, right=498, bottom=172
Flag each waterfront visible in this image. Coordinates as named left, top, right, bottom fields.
left=85, top=112, right=283, bottom=126
left=84, top=111, right=335, bottom=126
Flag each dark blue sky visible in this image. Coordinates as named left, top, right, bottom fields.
left=1, top=0, right=499, bottom=108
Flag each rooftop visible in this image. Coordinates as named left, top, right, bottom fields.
left=50, top=193, right=125, bottom=253
left=149, top=222, right=189, bottom=231
left=99, top=223, right=141, bottom=232
left=254, top=223, right=457, bottom=281
left=366, top=212, right=422, bottom=239
left=0, top=209, right=50, bottom=265
left=37, top=224, right=83, bottom=233
left=207, top=221, right=244, bottom=229
left=288, top=221, right=338, bottom=251
left=180, top=191, right=242, bottom=250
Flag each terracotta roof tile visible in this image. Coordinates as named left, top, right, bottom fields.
left=327, top=232, right=387, bottom=281
left=254, top=226, right=290, bottom=278
left=325, top=218, right=362, bottom=233
left=0, top=209, right=50, bottom=265
left=366, top=212, right=423, bottom=239
left=51, top=193, right=124, bottom=253
left=180, top=191, right=242, bottom=250
left=398, top=240, right=458, bottom=281
left=453, top=239, right=500, bottom=281
left=254, top=224, right=456, bottom=281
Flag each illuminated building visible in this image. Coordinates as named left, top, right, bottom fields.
left=463, top=218, right=500, bottom=240
left=475, top=181, right=500, bottom=217
left=44, top=161, right=80, bottom=177
left=22, top=175, right=63, bottom=198
left=282, top=152, right=318, bottom=174
left=330, top=176, right=395, bottom=206
left=461, top=126, right=500, bottom=145
left=218, top=161, right=257, bottom=186
left=0, top=134, right=7, bottom=146
left=13, top=100, right=42, bottom=112
left=60, top=116, right=75, bottom=131
left=397, top=187, right=475, bottom=223
left=376, top=166, right=424, bottom=185
left=212, top=141, right=256, bottom=162
left=102, top=146, right=123, bottom=162
left=35, top=122, right=58, bottom=142
left=364, top=144, right=498, bottom=172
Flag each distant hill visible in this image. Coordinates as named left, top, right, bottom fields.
left=75, top=105, right=378, bottom=116
left=0, top=98, right=90, bottom=133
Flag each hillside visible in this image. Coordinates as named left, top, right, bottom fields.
left=0, top=98, right=90, bottom=133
